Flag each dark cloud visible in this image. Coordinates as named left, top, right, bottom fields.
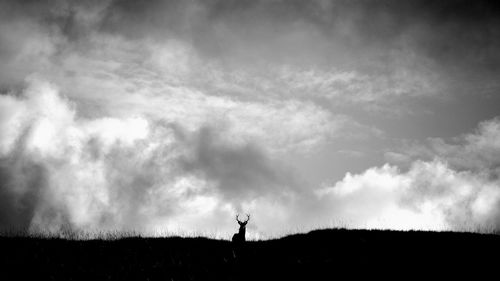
left=95, top=0, right=500, bottom=64
left=0, top=129, right=46, bottom=232
left=387, top=117, right=500, bottom=176
left=2, top=0, right=499, bottom=98
left=3, top=0, right=500, bottom=64
left=94, top=0, right=500, bottom=103
left=178, top=126, right=299, bottom=203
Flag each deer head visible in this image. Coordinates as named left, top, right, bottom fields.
left=236, top=214, right=250, bottom=227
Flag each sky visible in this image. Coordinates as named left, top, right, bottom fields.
left=1, top=0, right=500, bottom=238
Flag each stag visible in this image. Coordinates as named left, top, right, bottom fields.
left=232, top=214, right=250, bottom=244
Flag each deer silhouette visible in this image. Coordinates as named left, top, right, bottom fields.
left=232, top=214, right=250, bottom=244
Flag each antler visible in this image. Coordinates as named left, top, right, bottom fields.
left=236, top=213, right=250, bottom=224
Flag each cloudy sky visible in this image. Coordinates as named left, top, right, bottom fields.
left=1, top=0, right=500, bottom=237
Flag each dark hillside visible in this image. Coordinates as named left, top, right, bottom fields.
left=1, top=229, right=498, bottom=280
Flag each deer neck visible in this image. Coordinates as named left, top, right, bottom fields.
left=239, top=226, right=246, bottom=235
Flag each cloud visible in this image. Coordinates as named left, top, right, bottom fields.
left=0, top=79, right=311, bottom=235
left=387, top=117, right=500, bottom=175
left=0, top=0, right=373, bottom=236
left=4, top=0, right=497, bottom=114
left=91, top=0, right=500, bottom=105
left=1, top=0, right=500, bottom=236
left=177, top=126, right=299, bottom=201
left=349, top=117, right=500, bottom=231
left=3, top=79, right=500, bottom=235
left=0, top=0, right=356, bottom=154
left=318, top=159, right=500, bottom=231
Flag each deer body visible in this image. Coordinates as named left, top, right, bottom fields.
left=232, top=214, right=250, bottom=244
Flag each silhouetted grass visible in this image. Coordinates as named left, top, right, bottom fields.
left=1, top=228, right=498, bottom=280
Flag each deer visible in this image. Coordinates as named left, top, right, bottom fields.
left=232, top=214, right=250, bottom=244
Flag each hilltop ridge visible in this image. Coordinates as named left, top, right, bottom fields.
left=1, top=228, right=498, bottom=280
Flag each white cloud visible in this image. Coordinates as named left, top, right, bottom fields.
left=0, top=27, right=348, bottom=154
left=318, top=159, right=500, bottom=231
left=0, top=79, right=309, bottom=234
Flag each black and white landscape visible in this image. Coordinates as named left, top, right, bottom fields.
left=1, top=0, right=500, bottom=279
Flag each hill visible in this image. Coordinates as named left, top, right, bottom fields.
left=1, top=228, right=498, bottom=280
